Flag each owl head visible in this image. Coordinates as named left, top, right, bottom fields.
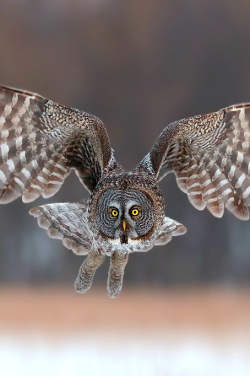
left=88, top=173, right=165, bottom=245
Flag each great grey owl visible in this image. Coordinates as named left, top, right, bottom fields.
left=0, top=85, right=250, bottom=297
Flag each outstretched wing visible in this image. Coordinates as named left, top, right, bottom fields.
left=138, top=104, right=250, bottom=220
left=0, top=85, right=112, bottom=203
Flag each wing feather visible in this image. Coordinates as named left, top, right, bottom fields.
left=138, top=104, right=250, bottom=220
left=0, top=85, right=112, bottom=203
left=29, top=202, right=93, bottom=255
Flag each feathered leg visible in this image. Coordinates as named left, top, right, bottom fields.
left=75, top=249, right=105, bottom=293
left=107, top=251, right=129, bottom=298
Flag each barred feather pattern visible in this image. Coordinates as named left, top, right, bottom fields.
left=0, top=86, right=111, bottom=203
left=0, top=88, right=68, bottom=202
left=29, top=202, right=93, bottom=255
left=154, top=216, right=187, bottom=246
left=153, top=104, right=250, bottom=220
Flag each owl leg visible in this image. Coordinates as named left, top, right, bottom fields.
left=107, top=251, right=129, bottom=298
left=74, top=249, right=105, bottom=294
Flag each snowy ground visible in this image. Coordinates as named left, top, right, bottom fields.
left=0, top=331, right=250, bottom=376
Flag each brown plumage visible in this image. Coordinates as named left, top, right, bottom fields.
left=0, top=85, right=249, bottom=297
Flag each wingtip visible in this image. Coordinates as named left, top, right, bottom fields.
left=178, top=224, right=187, bottom=235
left=173, top=224, right=187, bottom=236
left=29, top=206, right=41, bottom=217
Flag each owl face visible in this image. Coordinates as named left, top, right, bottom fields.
left=96, top=188, right=155, bottom=244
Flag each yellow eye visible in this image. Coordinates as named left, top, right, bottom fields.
left=131, top=208, right=139, bottom=216
left=111, top=209, right=119, bottom=217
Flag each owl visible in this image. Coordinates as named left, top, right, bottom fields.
left=0, top=85, right=249, bottom=297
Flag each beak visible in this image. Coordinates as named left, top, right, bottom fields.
left=122, top=220, right=126, bottom=231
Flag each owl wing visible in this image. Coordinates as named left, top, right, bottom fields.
left=0, top=85, right=113, bottom=203
left=138, top=104, right=250, bottom=220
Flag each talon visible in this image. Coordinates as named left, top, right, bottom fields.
left=107, top=281, right=123, bottom=298
left=74, top=277, right=92, bottom=294
left=75, top=250, right=105, bottom=294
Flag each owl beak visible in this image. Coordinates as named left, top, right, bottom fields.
left=122, top=220, right=127, bottom=231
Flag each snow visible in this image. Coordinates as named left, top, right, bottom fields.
left=0, top=331, right=249, bottom=376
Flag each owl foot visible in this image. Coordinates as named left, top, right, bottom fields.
left=107, top=279, right=123, bottom=298
left=74, top=250, right=105, bottom=294
left=107, top=251, right=129, bottom=298
left=74, top=276, right=92, bottom=294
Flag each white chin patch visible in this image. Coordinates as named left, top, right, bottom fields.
left=107, top=237, right=142, bottom=245
left=127, top=238, right=142, bottom=244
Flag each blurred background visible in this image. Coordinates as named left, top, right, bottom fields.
left=0, top=1, right=250, bottom=375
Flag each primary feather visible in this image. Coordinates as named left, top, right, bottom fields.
left=0, top=85, right=112, bottom=203
left=140, top=104, right=250, bottom=220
